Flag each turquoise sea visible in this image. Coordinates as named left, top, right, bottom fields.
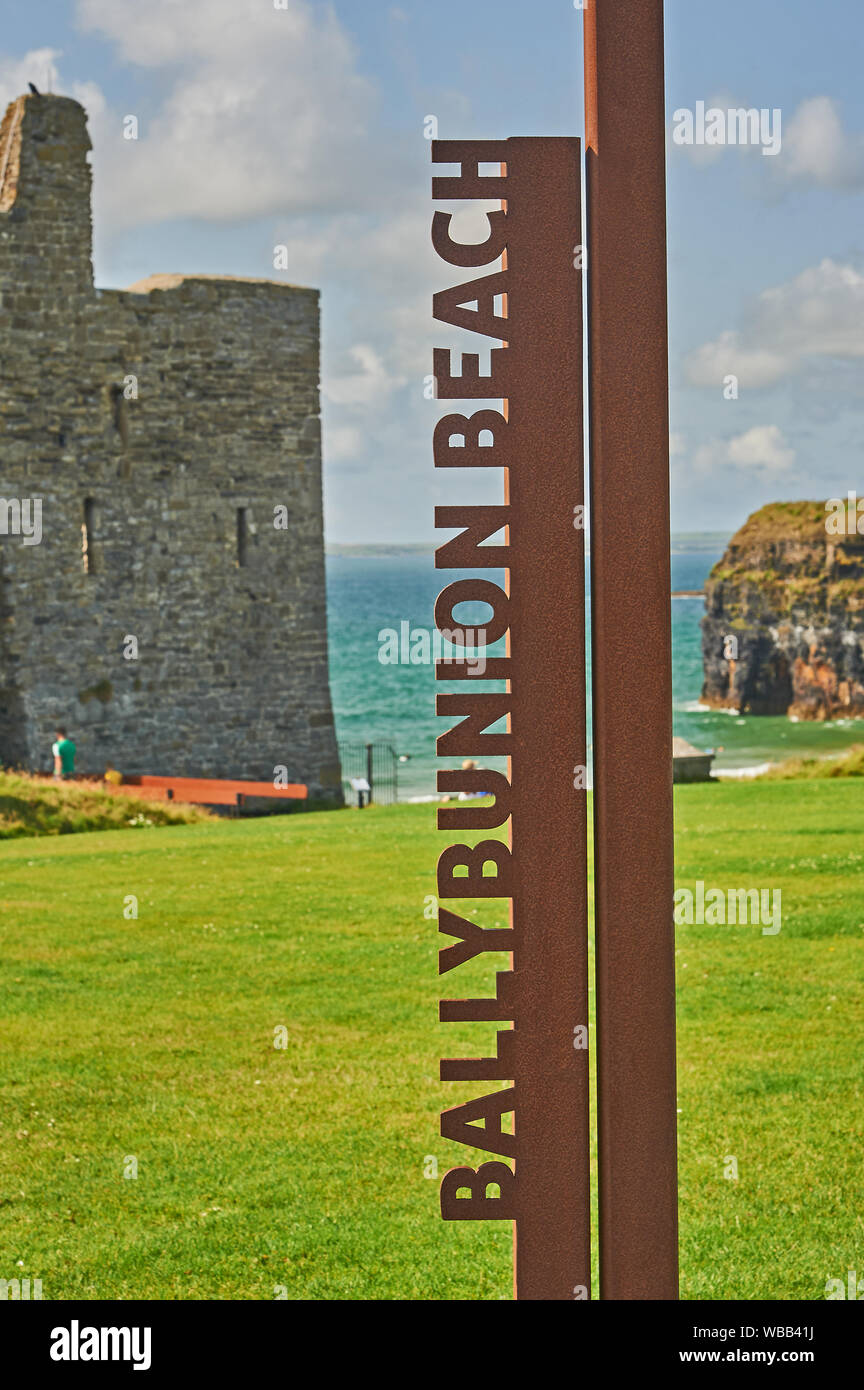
left=326, top=549, right=864, bottom=801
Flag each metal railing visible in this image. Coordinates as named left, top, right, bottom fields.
left=338, top=741, right=399, bottom=806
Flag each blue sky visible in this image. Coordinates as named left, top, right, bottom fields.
left=2, top=0, right=863, bottom=541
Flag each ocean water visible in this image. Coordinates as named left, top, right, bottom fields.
left=326, top=551, right=864, bottom=801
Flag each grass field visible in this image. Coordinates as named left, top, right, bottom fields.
left=1, top=781, right=863, bottom=1300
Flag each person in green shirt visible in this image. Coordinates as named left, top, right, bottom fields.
left=52, top=728, right=76, bottom=780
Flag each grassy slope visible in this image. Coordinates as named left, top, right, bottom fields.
left=1, top=783, right=862, bottom=1300
left=760, top=742, right=864, bottom=780
left=0, top=771, right=210, bottom=838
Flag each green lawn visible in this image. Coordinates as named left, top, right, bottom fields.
left=1, top=782, right=862, bottom=1300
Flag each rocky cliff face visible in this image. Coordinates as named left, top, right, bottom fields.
left=702, top=501, right=864, bottom=720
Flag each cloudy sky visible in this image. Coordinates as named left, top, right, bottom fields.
left=1, top=0, right=862, bottom=540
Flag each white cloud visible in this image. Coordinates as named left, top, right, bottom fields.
left=685, top=329, right=790, bottom=390
left=691, top=425, right=796, bottom=476
left=726, top=424, right=795, bottom=471
left=671, top=93, right=864, bottom=192
left=0, top=13, right=505, bottom=539
left=778, top=96, right=864, bottom=190
left=0, top=47, right=62, bottom=103
left=325, top=424, right=364, bottom=463
left=74, top=0, right=381, bottom=228
left=274, top=199, right=504, bottom=430
left=77, top=0, right=307, bottom=65
left=0, top=47, right=104, bottom=117
left=685, top=259, right=864, bottom=389
left=325, top=344, right=403, bottom=408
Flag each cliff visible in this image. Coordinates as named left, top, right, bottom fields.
left=701, top=501, right=864, bottom=719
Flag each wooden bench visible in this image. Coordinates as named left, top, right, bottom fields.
left=109, top=775, right=308, bottom=808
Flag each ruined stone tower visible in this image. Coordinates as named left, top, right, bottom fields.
left=0, top=94, right=342, bottom=799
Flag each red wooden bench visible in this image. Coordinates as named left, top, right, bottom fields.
left=108, top=775, right=308, bottom=808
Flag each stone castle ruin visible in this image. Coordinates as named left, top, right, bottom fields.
left=0, top=93, right=342, bottom=799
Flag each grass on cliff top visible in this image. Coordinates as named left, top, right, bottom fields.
left=0, top=771, right=210, bottom=839
left=731, top=499, right=830, bottom=539
left=760, top=742, right=864, bottom=780
left=1, top=783, right=863, bottom=1300
left=708, top=499, right=844, bottom=587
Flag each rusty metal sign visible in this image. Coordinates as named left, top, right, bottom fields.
left=585, top=0, right=679, bottom=1301
left=432, top=0, right=677, bottom=1304
left=432, top=137, right=590, bottom=1301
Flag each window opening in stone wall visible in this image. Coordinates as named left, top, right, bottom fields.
left=111, top=384, right=130, bottom=447
left=236, top=508, right=248, bottom=568
left=82, top=497, right=95, bottom=574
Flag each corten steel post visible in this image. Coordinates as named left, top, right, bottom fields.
left=584, top=1, right=680, bottom=1298
left=505, top=138, right=590, bottom=1300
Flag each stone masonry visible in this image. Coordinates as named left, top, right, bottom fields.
left=0, top=93, right=342, bottom=799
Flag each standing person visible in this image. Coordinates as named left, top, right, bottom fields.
left=52, top=727, right=76, bottom=780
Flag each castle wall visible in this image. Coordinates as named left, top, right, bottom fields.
left=0, top=95, right=342, bottom=798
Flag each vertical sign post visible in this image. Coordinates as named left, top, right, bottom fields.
left=585, top=0, right=679, bottom=1299
left=432, top=138, right=590, bottom=1300
left=432, top=0, right=679, bottom=1301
